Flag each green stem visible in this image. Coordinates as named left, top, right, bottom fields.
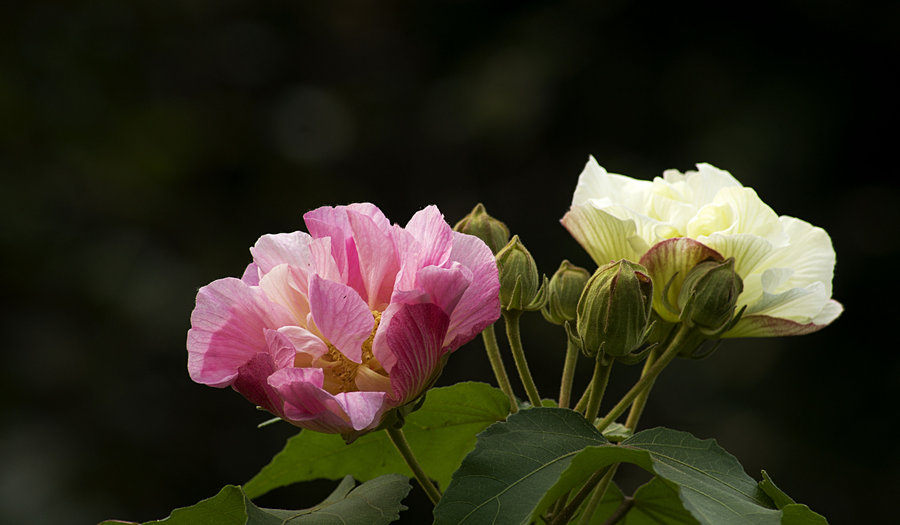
left=624, top=344, right=661, bottom=430
left=595, top=324, right=700, bottom=433
left=601, top=496, right=634, bottom=525
left=574, top=380, right=592, bottom=414
left=548, top=467, right=610, bottom=525
left=583, top=357, right=613, bottom=423
left=558, top=337, right=580, bottom=409
left=578, top=464, right=620, bottom=525
left=481, top=323, right=518, bottom=414
left=385, top=427, right=442, bottom=505
left=503, top=311, right=542, bottom=407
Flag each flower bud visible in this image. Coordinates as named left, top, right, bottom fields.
left=453, top=203, right=510, bottom=255
left=677, top=257, right=744, bottom=334
left=496, top=235, right=546, bottom=312
left=575, top=259, right=653, bottom=358
left=542, top=260, right=590, bottom=325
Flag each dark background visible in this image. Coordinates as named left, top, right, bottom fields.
left=2, top=1, right=898, bottom=523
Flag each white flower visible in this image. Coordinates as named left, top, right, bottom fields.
left=562, top=157, right=842, bottom=337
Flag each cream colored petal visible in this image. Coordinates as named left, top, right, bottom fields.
left=745, top=281, right=829, bottom=321
left=713, top=187, right=784, bottom=241
left=758, top=216, right=836, bottom=296
left=562, top=205, right=643, bottom=266
left=571, top=157, right=652, bottom=211
left=724, top=299, right=842, bottom=338
left=355, top=366, right=393, bottom=393
left=259, top=263, right=311, bottom=326
left=701, top=232, right=777, bottom=307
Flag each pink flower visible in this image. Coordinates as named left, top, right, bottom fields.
left=187, top=204, right=500, bottom=438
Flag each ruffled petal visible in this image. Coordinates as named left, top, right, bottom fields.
left=725, top=299, right=843, bottom=338
left=241, top=263, right=260, bottom=286
left=258, top=263, right=311, bottom=326
left=267, top=368, right=356, bottom=433
left=232, top=352, right=284, bottom=416
left=562, top=205, right=644, bottom=267
left=276, top=325, right=328, bottom=361
left=443, top=232, right=501, bottom=350
left=374, top=303, right=449, bottom=405
left=347, top=209, right=400, bottom=310
left=308, top=274, right=374, bottom=363
left=250, top=232, right=313, bottom=274
left=187, top=277, right=296, bottom=387
left=333, top=390, right=390, bottom=430
left=404, top=205, right=454, bottom=268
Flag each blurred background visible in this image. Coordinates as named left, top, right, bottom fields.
left=2, top=1, right=898, bottom=523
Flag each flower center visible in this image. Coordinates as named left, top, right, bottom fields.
left=320, top=311, right=388, bottom=395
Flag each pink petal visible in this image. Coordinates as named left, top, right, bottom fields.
left=232, top=352, right=284, bottom=416
left=442, top=231, right=501, bottom=350
left=187, top=278, right=295, bottom=387
left=250, top=232, right=313, bottom=274
left=241, top=263, right=260, bottom=286
left=265, top=329, right=298, bottom=369
left=267, top=368, right=357, bottom=433
left=304, top=208, right=366, bottom=297
left=404, top=205, right=453, bottom=268
left=639, top=237, right=723, bottom=323
left=414, top=263, right=473, bottom=315
left=333, top=390, right=390, bottom=431
left=308, top=274, right=374, bottom=363
left=348, top=209, right=400, bottom=310
left=374, top=303, right=450, bottom=405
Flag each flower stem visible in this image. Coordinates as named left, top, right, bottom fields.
left=578, top=464, right=620, bottom=525
left=624, top=345, right=661, bottom=430
left=595, top=324, right=700, bottom=433
left=385, top=426, right=442, bottom=505
left=481, top=323, right=518, bottom=414
left=503, top=311, right=542, bottom=407
left=548, top=467, right=609, bottom=525
left=574, top=380, right=592, bottom=414
left=583, top=357, right=613, bottom=423
left=558, top=337, right=580, bottom=409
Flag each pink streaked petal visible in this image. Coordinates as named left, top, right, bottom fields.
left=267, top=368, right=354, bottom=433
left=379, top=303, right=449, bottom=405
left=443, top=232, right=501, bottom=351
left=309, top=237, right=343, bottom=282
left=276, top=325, right=328, bottom=360
left=233, top=353, right=284, bottom=416
left=187, top=277, right=295, bottom=387
left=414, top=263, right=473, bottom=315
left=639, top=237, right=723, bottom=323
left=345, top=203, right=391, bottom=230
left=333, top=390, right=390, bottom=431
left=250, top=232, right=313, bottom=274
left=241, top=263, right=260, bottom=286
left=348, top=209, right=400, bottom=310
left=724, top=299, right=843, bottom=338
left=391, top=225, right=420, bottom=293
left=308, top=274, right=374, bottom=363
left=405, top=205, right=453, bottom=268
left=264, top=329, right=297, bottom=370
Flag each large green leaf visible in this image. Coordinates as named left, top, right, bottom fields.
left=100, top=475, right=410, bottom=525
left=433, top=407, right=608, bottom=524
left=244, top=382, right=509, bottom=498
left=434, top=408, right=825, bottom=525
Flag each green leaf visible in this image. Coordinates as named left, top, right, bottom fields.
left=619, top=477, right=699, bottom=525
left=434, top=407, right=608, bottom=524
left=244, top=382, right=509, bottom=498
left=435, top=408, right=825, bottom=525
left=600, top=421, right=633, bottom=442
left=759, top=471, right=829, bottom=525
left=100, top=475, right=411, bottom=525
left=582, top=482, right=626, bottom=524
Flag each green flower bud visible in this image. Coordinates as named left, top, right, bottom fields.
left=574, top=259, right=653, bottom=358
left=542, top=260, right=590, bottom=325
left=496, top=235, right=546, bottom=312
left=677, top=257, right=744, bottom=334
left=453, top=203, right=510, bottom=255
